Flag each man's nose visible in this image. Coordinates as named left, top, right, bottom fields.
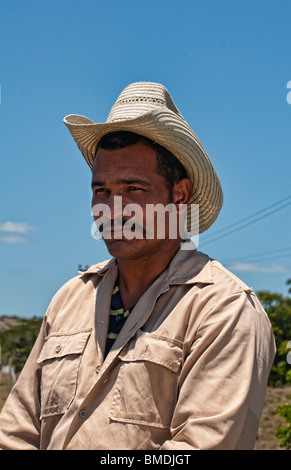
left=106, top=195, right=123, bottom=221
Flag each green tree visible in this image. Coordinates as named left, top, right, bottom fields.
left=0, top=317, right=42, bottom=373
left=275, top=400, right=291, bottom=450
left=257, top=280, right=291, bottom=386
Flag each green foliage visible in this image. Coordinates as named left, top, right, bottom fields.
left=257, top=279, right=291, bottom=387
left=275, top=400, right=291, bottom=450
left=0, top=316, right=42, bottom=373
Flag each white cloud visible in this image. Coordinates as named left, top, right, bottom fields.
left=228, top=263, right=288, bottom=273
left=0, top=221, right=36, bottom=243
left=0, top=221, right=36, bottom=234
left=0, top=233, right=27, bottom=244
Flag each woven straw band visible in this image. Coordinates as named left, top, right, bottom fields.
left=64, top=82, right=223, bottom=234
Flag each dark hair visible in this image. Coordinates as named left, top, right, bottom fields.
left=97, top=131, right=188, bottom=197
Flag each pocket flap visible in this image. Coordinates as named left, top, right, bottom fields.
left=119, top=331, right=182, bottom=373
left=37, top=329, right=91, bottom=363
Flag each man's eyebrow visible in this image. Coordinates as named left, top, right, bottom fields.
left=117, top=178, right=152, bottom=187
left=91, top=178, right=152, bottom=188
left=91, top=180, right=106, bottom=188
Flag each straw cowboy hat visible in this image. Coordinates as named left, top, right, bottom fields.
left=64, top=81, right=223, bottom=234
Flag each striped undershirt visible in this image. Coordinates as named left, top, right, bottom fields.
left=105, top=283, right=135, bottom=357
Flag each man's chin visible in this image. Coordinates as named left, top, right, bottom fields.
left=103, top=236, right=136, bottom=252
left=103, top=237, right=148, bottom=259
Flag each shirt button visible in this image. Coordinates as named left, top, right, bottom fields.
left=79, top=409, right=87, bottom=419
left=55, top=345, right=62, bottom=353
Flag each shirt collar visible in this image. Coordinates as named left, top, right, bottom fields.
left=78, top=258, right=116, bottom=276
left=166, top=240, right=214, bottom=286
left=79, top=240, right=213, bottom=286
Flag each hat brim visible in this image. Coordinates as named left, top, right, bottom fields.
left=63, top=108, right=223, bottom=234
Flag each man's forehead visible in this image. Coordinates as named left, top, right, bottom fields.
left=92, top=143, right=158, bottom=172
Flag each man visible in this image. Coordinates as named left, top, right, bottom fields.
left=0, top=82, right=275, bottom=450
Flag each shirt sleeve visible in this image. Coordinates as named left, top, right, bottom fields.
left=160, top=290, right=276, bottom=450
left=0, top=317, right=47, bottom=450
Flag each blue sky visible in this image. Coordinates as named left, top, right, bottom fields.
left=0, top=0, right=291, bottom=317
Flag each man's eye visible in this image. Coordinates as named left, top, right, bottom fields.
left=94, top=188, right=107, bottom=193
left=128, top=186, right=143, bottom=191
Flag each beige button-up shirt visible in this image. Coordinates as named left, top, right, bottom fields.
left=0, top=244, right=276, bottom=450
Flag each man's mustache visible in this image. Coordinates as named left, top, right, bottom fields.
left=96, top=217, right=151, bottom=238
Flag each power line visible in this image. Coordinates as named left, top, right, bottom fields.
left=202, top=195, right=291, bottom=241
left=201, top=195, right=291, bottom=245
left=229, top=253, right=291, bottom=264
left=222, top=246, right=291, bottom=265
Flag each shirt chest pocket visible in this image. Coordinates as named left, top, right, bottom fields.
left=109, top=331, right=183, bottom=429
left=37, top=330, right=91, bottom=419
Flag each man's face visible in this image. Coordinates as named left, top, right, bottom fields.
left=91, top=142, right=182, bottom=260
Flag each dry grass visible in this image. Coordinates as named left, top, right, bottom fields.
left=0, top=376, right=15, bottom=410
left=255, top=385, right=291, bottom=450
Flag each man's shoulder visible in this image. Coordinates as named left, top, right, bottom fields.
left=44, top=258, right=115, bottom=327
left=49, top=258, right=114, bottom=303
left=208, top=258, right=253, bottom=295
left=179, top=246, right=253, bottom=295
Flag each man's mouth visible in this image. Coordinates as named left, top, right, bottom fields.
left=97, top=219, right=146, bottom=240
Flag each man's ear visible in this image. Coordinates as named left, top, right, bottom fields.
left=173, top=178, right=193, bottom=209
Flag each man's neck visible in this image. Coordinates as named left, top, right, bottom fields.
left=116, top=242, right=180, bottom=311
